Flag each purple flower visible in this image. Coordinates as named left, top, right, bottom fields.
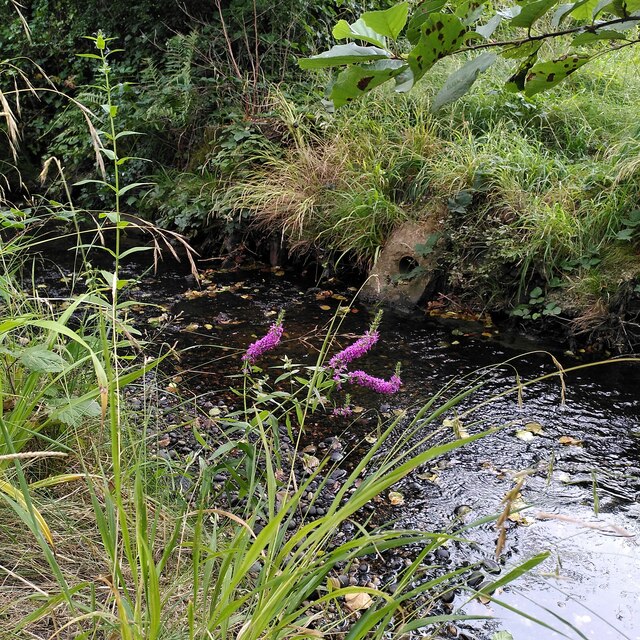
left=328, top=330, right=379, bottom=376
left=242, top=315, right=284, bottom=366
left=348, top=370, right=402, bottom=395
left=332, top=406, right=353, bottom=417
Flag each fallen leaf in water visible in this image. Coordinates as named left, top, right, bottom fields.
left=273, top=270, right=285, bottom=276
left=332, top=294, right=347, bottom=301
left=315, top=290, right=333, bottom=300
left=443, top=417, right=469, bottom=439
left=558, top=435, right=582, bottom=446
left=364, top=433, right=377, bottom=444
left=185, top=323, right=199, bottom=332
left=524, top=421, right=544, bottom=434
left=319, top=305, right=331, bottom=311
left=352, top=406, right=365, bottom=414
left=515, top=430, right=534, bottom=442
left=204, top=323, right=213, bottom=330
left=388, top=491, right=405, bottom=506
left=344, top=592, right=373, bottom=611
left=302, top=454, right=320, bottom=473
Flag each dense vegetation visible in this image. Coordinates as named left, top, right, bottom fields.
left=0, top=1, right=639, bottom=637
left=2, top=0, right=640, bottom=351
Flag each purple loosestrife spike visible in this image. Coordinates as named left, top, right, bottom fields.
left=328, top=330, right=379, bottom=374
left=242, top=311, right=284, bottom=366
left=348, top=370, right=402, bottom=395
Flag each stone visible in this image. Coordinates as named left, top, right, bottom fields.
left=362, top=215, right=445, bottom=308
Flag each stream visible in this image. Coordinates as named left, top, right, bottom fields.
left=39, top=248, right=640, bottom=640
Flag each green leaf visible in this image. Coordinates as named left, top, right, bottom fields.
left=19, top=346, right=67, bottom=373
left=330, top=60, right=407, bottom=107
left=491, top=632, right=515, bottom=640
left=299, top=43, right=390, bottom=69
left=570, top=0, right=600, bottom=19
left=552, top=3, right=576, bottom=27
left=406, top=0, right=449, bottom=44
left=502, top=40, right=542, bottom=59
left=524, top=53, right=591, bottom=96
left=571, top=29, right=629, bottom=44
left=476, top=15, right=502, bottom=38
left=361, top=3, right=410, bottom=39
left=96, top=32, right=106, bottom=50
left=432, top=52, right=497, bottom=110
left=510, top=0, right=559, bottom=28
left=100, top=148, right=116, bottom=160
left=114, top=130, right=144, bottom=140
left=505, top=49, right=541, bottom=90
left=529, top=287, right=543, bottom=298
left=116, top=182, right=153, bottom=197
left=332, top=18, right=386, bottom=47
left=455, top=0, right=487, bottom=25
left=54, top=399, right=102, bottom=427
left=408, top=13, right=468, bottom=84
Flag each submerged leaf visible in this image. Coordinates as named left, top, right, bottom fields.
left=344, top=592, right=373, bottom=611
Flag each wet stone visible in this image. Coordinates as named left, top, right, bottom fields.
left=482, top=559, right=501, bottom=574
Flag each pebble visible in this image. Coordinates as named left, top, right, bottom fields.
left=482, top=558, right=501, bottom=574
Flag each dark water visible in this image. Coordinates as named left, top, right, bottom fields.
left=39, top=251, right=640, bottom=640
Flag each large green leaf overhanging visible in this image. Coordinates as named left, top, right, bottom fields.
left=360, top=2, right=410, bottom=39
left=298, top=43, right=390, bottom=70
left=330, top=60, right=407, bottom=107
left=432, top=52, right=498, bottom=111
left=406, top=0, right=448, bottom=44
left=332, top=18, right=387, bottom=48
left=408, top=13, right=468, bottom=87
left=510, top=0, right=559, bottom=28
left=524, top=53, right=591, bottom=95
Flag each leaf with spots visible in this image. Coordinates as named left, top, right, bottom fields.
left=505, top=48, right=541, bottom=91
left=524, top=53, right=591, bottom=96
left=408, top=13, right=468, bottom=84
left=332, top=18, right=387, bottom=48
left=361, top=2, right=410, bottom=39
left=406, top=0, right=448, bottom=44
left=299, top=43, right=390, bottom=70
left=329, top=60, right=407, bottom=107
left=510, top=0, right=559, bottom=28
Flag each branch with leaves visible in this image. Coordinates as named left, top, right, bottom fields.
left=298, top=0, right=640, bottom=109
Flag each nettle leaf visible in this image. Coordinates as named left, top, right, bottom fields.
left=571, top=29, right=629, bottom=44
left=52, top=399, right=102, bottom=427
left=299, top=43, right=390, bottom=69
left=332, top=18, right=387, bottom=48
left=408, top=13, right=468, bottom=84
left=432, top=52, right=497, bottom=110
left=361, top=2, right=410, bottom=40
left=406, top=0, right=448, bottom=44
left=19, top=346, right=67, bottom=373
left=330, top=60, right=407, bottom=107
left=524, top=53, right=591, bottom=95
left=510, top=0, right=559, bottom=28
